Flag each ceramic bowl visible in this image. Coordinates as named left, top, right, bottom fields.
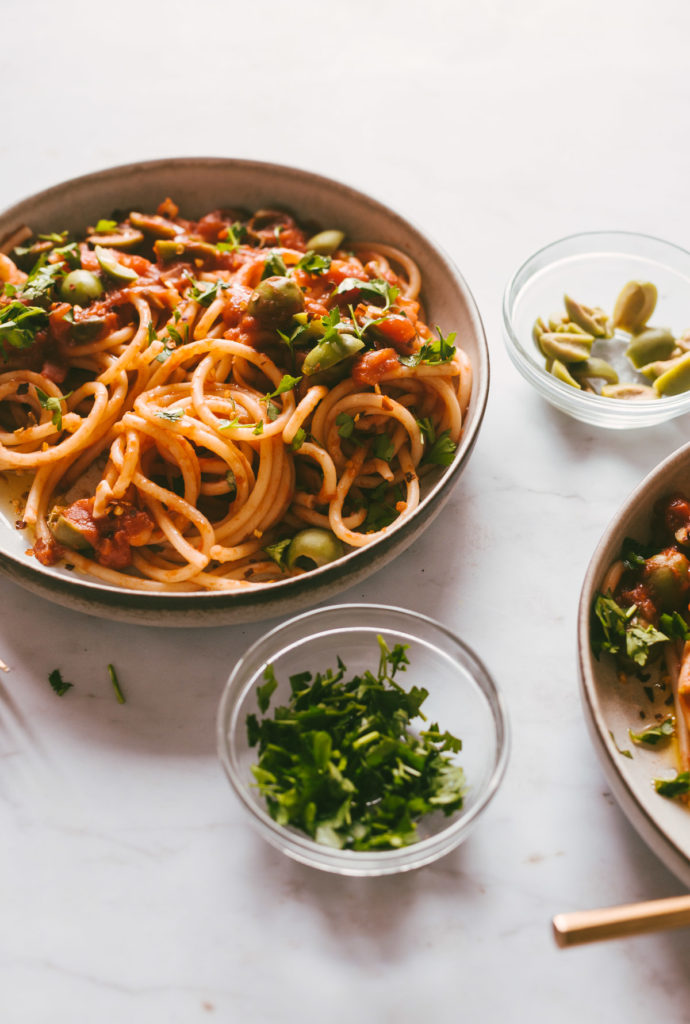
left=217, top=604, right=509, bottom=875
left=0, top=158, right=489, bottom=626
left=578, top=441, right=690, bottom=885
left=503, top=231, right=690, bottom=428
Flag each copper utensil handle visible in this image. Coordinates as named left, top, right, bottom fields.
left=553, top=894, right=690, bottom=947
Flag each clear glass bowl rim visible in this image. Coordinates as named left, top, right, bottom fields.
left=502, top=229, right=690, bottom=427
left=216, top=603, right=510, bottom=875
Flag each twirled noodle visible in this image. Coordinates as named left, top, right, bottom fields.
left=0, top=202, right=471, bottom=590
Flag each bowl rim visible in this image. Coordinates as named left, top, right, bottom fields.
left=0, top=156, right=489, bottom=622
left=216, top=602, right=510, bottom=874
left=502, top=228, right=690, bottom=424
left=577, top=440, right=690, bottom=885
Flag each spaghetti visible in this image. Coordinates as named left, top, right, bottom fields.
left=0, top=201, right=471, bottom=592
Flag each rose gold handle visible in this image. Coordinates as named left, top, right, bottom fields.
left=552, top=895, right=690, bottom=947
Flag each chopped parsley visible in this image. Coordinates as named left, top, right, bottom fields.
left=290, top=427, right=307, bottom=451
left=336, top=412, right=355, bottom=439
left=215, top=221, right=246, bottom=253
left=247, top=637, right=465, bottom=850
left=187, top=277, right=229, bottom=307
left=0, top=302, right=48, bottom=352
left=262, top=252, right=288, bottom=279
left=296, top=251, right=331, bottom=275
left=156, top=408, right=184, bottom=423
left=34, top=386, right=72, bottom=430
left=263, top=536, right=292, bottom=569
left=333, top=276, right=399, bottom=309
left=591, top=594, right=669, bottom=666
left=654, top=771, right=690, bottom=798
left=49, top=668, right=73, bottom=697
left=629, top=718, right=675, bottom=747
left=401, top=327, right=456, bottom=367
left=108, top=663, right=126, bottom=704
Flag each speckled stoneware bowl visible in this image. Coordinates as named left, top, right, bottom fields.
left=0, top=158, right=489, bottom=626
left=578, top=441, right=690, bottom=886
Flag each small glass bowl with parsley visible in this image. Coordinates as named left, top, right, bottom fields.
left=217, top=604, right=509, bottom=875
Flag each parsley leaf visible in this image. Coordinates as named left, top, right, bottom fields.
left=257, top=664, right=278, bottom=712
left=296, top=251, right=331, bottom=275
left=266, top=374, right=302, bottom=399
left=34, top=386, right=72, bottom=430
left=424, top=429, right=457, bottom=467
left=654, top=771, right=690, bottom=798
left=49, top=668, right=73, bottom=697
left=253, top=420, right=264, bottom=436
left=108, top=663, right=126, bottom=704
left=373, top=433, right=395, bottom=462
left=334, top=276, right=399, bottom=309
left=629, top=718, right=675, bottom=747
left=290, top=427, right=307, bottom=451
left=263, top=537, right=292, bottom=569
left=0, top=303, right=48, bottom=353
left=591, top=594, right=669, bottom=666
left=262, top=251, right=287, bottom=279
left=401, top=326, right=456, bottom=367
left=215, top=221, right=246, bottom=253
left=336, top=412, right=355, bottom=439
left=187, top=277, right=229, bottom=307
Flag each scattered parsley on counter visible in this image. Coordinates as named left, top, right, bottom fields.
left=108, top=664, right=126, bottom=704
left=49, top=669, right=73, bottom=697
left=246, top=637, right=466, bottom=850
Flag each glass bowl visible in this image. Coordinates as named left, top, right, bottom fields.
left=217, top=604, right=509, bottom=875
left=502, top=231, right=690, bottom=429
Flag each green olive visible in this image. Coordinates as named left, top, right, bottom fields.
left=302, top=333, right=365, bottom=375
left=47, top=510, right=93, bottom=550
left=653, top=351, right=690, bottom=396
left=643, top=549, right=690, bottom=610
left=563, top=294, right=612, bottom=338
left=59, top=269, right=104, bottom=305
left=129, top=211, right=180, bottom=238
left=154, top=238, right=218, bottom=264
left=286, top=528, right=344, bottom=570
left=625, top=327, right=676, bottom=369
left=94, top=245, right=138, bottom=283
left=70, top=315, right=107, bottom=342
left=549, top=359, right=581, bottom=389
left=601, top=383, right=658, bottom=400
left=247, top=276, right=305, bottom=325
left=539, top=331, right=593, bottom=363
left=612, top=280, right=657, bottom=333
left=571, top=357, right=619, bottom=385
left=86, top=226, right=144, bottom=250
left=305, top=229, right=345, bottom=255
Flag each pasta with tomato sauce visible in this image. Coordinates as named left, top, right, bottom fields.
left=0, top=201, right=471, bottom=591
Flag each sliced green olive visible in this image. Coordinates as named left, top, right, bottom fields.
left=94, top=245, right=138, bottom=283
left=643, top=549, right=690, bottom=610
left=129, top=211, right=180, bottom=238
left=532, top=317, right=549, bottom=356
left=612, top=281, right=657, bottom=333
left=539, top=331, right=593, bottom=363
left=47, top=510, right=93, bottom=550
left=563, top=294, right=612, bottom=338
left=247, top=276, right=305, bottom=325
left=153, top=238, right=218, bottom=264
left=601, top=383, right=658, bottom=400
left=302, top=333, right=365, bottom=375
left=286, top=528, right=344, bottom=570
left=59, top=269, right=104, bottom=305
left=549, top=359, right=581, bottom=389
left=86, top=226, right=144, bottom=250
left=653, top=351, right=690, bottom=396
left=571, top=357, right=619, bottom=385
left=305, top=229, right=345, bottom=255
left=70, top=315, right=107, bottom=342
left=625, top=327, right=676, bottom=369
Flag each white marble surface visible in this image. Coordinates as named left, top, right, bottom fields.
left=2, top=0, right=690, bottom=1020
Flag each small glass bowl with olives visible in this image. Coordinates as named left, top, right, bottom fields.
left=502, top=231, right=690, bottom=428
